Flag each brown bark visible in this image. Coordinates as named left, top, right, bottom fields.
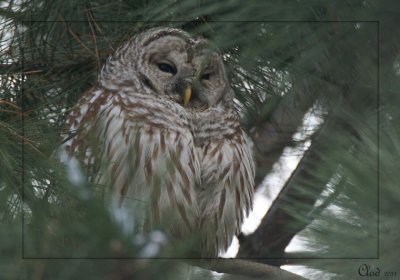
left=186, top=258, right=307, bottom=279
left=238, top=111, right=344, bottom=264
left=251, top=79, right=319, bottom=186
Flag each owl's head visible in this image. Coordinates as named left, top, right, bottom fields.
left=101, top=28, right=233, bottom=111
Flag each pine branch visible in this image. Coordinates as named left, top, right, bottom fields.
left=270, top=252, right=335, bottom=266
left=249, top=51, right=339, bottom=187
left=0, top=59, right=99, bottom=76
left=251, top=81, right=317, bottom=186
left=186, top=258, right=306, bottom=279
left=237, top=110, right=344, bottom=262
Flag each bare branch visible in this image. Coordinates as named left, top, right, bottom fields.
left=251, top=76, right=320, bottom=186
left=186, top=259, right=307, bottom=279
left=238, top=110, right=343, bottom=261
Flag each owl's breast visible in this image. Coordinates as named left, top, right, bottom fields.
left=193, top=133, right=255, bottom=256
left=103, top=91, right=192, bottom=134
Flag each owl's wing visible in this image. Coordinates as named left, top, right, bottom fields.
left=59, top=87, right=106, bottom=185
left=61, top=88, right=200, bottom=241
left=197, top=132, right=255, bottom=257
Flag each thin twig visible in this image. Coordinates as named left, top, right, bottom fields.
left=85, top=5, right=101, bottom=70
left=60, top=16, right=97, bottom=58
left=0, top=99, right=20, bottom=109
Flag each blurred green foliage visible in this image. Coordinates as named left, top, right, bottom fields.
left=0, top=0, right=398, bottom=279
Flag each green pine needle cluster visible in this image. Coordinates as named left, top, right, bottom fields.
left=1, top=1, right=398, bottom=279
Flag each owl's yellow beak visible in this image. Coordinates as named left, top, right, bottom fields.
left=183, top=86, right=192, bottom=106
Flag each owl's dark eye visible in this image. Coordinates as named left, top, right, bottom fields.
left=201, top=73, right=211, bottom=80
left=158, top=63, right=177, bottom=75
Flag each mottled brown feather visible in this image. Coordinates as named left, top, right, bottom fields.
left=218, top=188, right=226, bottom=220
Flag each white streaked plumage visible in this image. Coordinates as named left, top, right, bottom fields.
left=60, top=27, right=254, bottom=257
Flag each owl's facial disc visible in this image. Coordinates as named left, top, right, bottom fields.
left=169, top=52, right=228, bottom=111
left=141, top=35, right=228, bottom=110
left=183, top=87, right=192, bottom=106
left=184, top=53, right=229, bottom=110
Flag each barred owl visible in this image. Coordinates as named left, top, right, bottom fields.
left=61, top=27, right=254, bottom=257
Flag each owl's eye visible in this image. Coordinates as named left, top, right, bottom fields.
left=158, top=63, right=177, bottom=75
left=201, top=73, right=211, bottom=80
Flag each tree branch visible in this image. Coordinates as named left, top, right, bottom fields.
left=238, top=109, right=344, bottom=263
left=186, top=258, right=307, bottom=279
left=0, top=59, right=99, bottom=76
left=251, top=81, right=318, bottom=186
